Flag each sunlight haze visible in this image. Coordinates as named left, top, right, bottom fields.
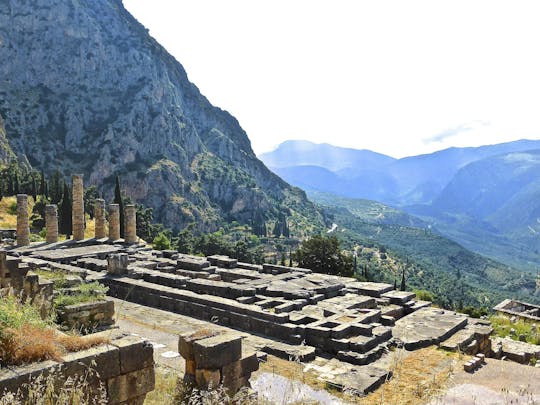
left=123, top=0, right=540, bottom=158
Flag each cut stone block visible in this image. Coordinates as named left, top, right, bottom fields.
left=192, top=333, right=242, bottom=369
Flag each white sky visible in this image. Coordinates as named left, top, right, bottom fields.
left=123, top=0, right=540, bottom=158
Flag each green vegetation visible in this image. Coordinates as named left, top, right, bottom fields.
left=293, top=235, right=353, bottom=276
left=490, top=315, right=540, bottom=345
left=54, top=282, right=108, bottom=309
left=153, top=231, right=172, bottom=250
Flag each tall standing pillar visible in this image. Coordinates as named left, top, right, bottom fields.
left=108, top=204, right=120, bottom=241
left=94, top=198, right=107, bottom=239
left=0, top=250, right=7, bottom=288
left=16, top=194, right=30, bottom=247
left=124, top=204, right=137, bottom=244
left=72, top=174, right=85, bottom=241
left=45, top=204, right=58, bottom=243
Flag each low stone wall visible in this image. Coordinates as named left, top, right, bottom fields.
left=0, top=333, right=155, bottom=404
left=56, top=299, right=115, bottom=331
left=178, top=329, right=259, bottom=394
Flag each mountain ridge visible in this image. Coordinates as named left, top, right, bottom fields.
left=0, top=0, right=323, bottom=233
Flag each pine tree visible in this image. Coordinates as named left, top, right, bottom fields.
left=58, top=182, right=72, bottom=237
left=31, top=178, right=37, bottom=201
left=400, top=266, right=406, bottom=291
left=114, top=176, right=125, bottom=237
left=40, top=171, right=47, bottom=197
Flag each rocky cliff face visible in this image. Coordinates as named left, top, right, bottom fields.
left=0, top=0, right=322, bottom=231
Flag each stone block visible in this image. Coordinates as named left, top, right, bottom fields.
left=221, top=350, right=259, bottom=383
left=107, top=366, right=155, bottom=404
left=113, top=336, right=154, bottom=374
left=178, top=329, right=221, bottom=361
left=195, top=368, right=221, bottom=389
left=62, top=344, right=120, bottom=380
left=193, top=333, right=242, bottom=369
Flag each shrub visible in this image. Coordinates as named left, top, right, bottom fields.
left=153, top=231, right=172, bottom=250
left=413, top=289, right=435, bottom=302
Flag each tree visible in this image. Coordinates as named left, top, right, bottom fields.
left=82, top=185, right=100, bottom=220
left=175, top=223, right=196, bottom=254
left=58, top=182, right=72, bottom=237
left=153, top=232, right=172, bottom=251
left=114, top=176, right=125, bottom=238
left=293, top=235, right=353, bottom=276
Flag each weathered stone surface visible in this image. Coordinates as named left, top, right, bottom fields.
left=94, top=199, right=107, bottom=239
left=124, top=205, right=137, bottom=244
left=113, top=336, right=154, bottom=374
left=16, top=194, right=30, bottom=246
left=193, top=333, right=242, bottom=369
left=107, top=366, right=155, bottom=404
left=109, top=204, right=120, bottom=241
left=381, top=290, right=416, bottom=305
left=345, top=281, right=393, bottom=297
left=72, top=174, right=85, bottom=241
left=108, top=253, right=129, bottom=275
left=329, top=365, right=390, bottom=395
left=45, top=204, right=59, bottom=243
left=195, top=368, right=221, bottom=389
left=491, top=337, right=540, bottom=364
left=392, top=308, right=468, bottom=350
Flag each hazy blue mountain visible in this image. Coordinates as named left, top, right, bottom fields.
left=259, top=140, right=395, bottom=173
left=261, top=139, right=540, bottom=206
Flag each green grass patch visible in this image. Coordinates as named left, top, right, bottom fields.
left=490, top=314, right=540, bottom=345
left=54, top=282, right=108, bottom=309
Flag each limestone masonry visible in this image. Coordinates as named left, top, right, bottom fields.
left=2, top=185, right=539, bottom=398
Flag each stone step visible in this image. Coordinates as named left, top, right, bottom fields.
left=336, top=344, right=388, bottom=366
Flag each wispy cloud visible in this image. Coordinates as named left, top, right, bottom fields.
left=423, top=121, right=490, bottom=144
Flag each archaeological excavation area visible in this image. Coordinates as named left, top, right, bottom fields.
left=1, top=175, right=539, bottom=400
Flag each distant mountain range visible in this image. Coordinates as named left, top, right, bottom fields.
left=260, top=139, right=540, bottom=272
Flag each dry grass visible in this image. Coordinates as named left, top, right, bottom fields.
left=258, top=354, right=327, bottom=393
left=0, top=195, right=32, bottom=228
left=362, top=347, right=459, bottom=405
left=144, top=366, right=179, bottom=405
left=1, top=326, right=110, bottom=366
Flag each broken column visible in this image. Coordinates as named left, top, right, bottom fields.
left=94, top=198, right=106, bottom=239
left=45, top=204, right=58, bottom=243
left=72, top=174, right=85, bottom=241
left=178, top=330, right=259, bottom=394
left=108, top=204, right=120, bottom=241
left=124, top=204, right=137, bottom=244
left=0, top=250, right=7, bottom=288
left=107, top=253, right=129, bottom=275
left=16, top=194, right=30, bottom=247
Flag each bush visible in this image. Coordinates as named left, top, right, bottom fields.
left=490, top=315, right=540, bottom=345
left=153, top=232, right=172, bottom=251
left=413, top=289, right=435, bottom=302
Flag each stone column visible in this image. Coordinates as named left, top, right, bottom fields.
left=72, top=174, right=85, bottom=241
left=45, top=204, right=58, bottom=243
left=16, top=194, right=30, bottom=247
left=108, top=204, right=120, bottom=241
left=94, top=198, right=107, bottom=239
left=124, top=204, right=137, bottom=244
left=0, top=250, right=7, bottom=288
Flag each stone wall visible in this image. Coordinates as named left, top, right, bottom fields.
left=0, top=333, right=155, bottom=404
left=56, top=299, right=115, bottom=331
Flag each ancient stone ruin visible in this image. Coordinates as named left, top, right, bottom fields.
left=494, top=299, right=540, bottom=322
left=1, top=176, right=539, bottom=400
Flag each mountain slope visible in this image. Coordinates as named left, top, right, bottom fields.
left=0, top=0, right=322, bottom=232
